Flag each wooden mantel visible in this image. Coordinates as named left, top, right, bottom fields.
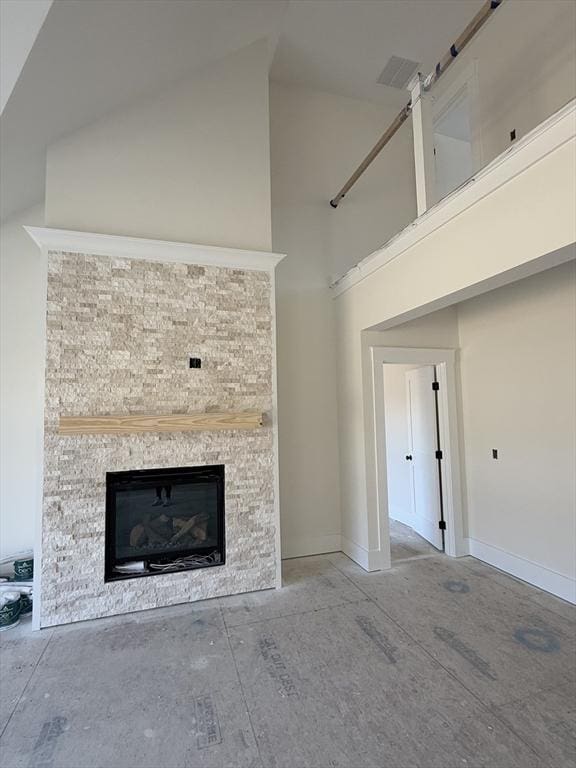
left=58, top=411, right=264, bottom=435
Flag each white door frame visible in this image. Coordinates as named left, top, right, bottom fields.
left=410, top=60, right=482, bottom=215
left=370, top=347, right=466, bottom=568
left=405, top=365, right=444, bottom=551
left=432, top=60, right=484, bottom=178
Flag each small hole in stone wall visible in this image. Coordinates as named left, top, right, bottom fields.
left=189, top=358, right=201, bottom=369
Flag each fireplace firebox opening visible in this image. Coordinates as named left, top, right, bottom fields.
left=105, top=465, right=225, bottom=581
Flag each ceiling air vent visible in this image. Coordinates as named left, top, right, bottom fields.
left=377, top=56, right=420, bottom=89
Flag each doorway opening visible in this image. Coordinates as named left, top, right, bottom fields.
left=382, top=363, right=445, bottom=563
left=431, top=61, right=482, bottom=204
left=369, top=347, right=465, bottom=570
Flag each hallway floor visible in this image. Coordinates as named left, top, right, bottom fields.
left=1, top=552, right=575, bottom=768
left=389, top=519, right=441, bottom=561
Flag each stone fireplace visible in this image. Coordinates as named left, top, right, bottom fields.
left=27, top=228, right=284, bottom=628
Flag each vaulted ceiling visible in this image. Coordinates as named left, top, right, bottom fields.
left=1, top=0, right=485, bottom=220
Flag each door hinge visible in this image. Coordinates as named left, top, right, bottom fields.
left=435, top=450, right=443, bottom=460
left=432, top=382, right=440, bottom=391
left=438, top=520, right=446, bottom=530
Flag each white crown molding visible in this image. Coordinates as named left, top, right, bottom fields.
left=331, top=98, right=576, bottom=297
left=24, top=227, right=286, bottom=272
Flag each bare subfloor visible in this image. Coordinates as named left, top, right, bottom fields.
left=389, top=519, right=440, bottom=561
left=1, top=552, right=575, bottom=768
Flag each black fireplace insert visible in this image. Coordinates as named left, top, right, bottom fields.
left=105, top=465, right=225, bottom=581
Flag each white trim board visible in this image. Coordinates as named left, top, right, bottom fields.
left=331, top=98, right=576, bottom=296
left=341, top=536, right=383, bottom=572
left=467, top=538, right=576, bottom=605
left=25, top=227, right=285, bottom=273
left=31, top=249, right=49, bottom=631
left=269, top=254, right=283, bottom=590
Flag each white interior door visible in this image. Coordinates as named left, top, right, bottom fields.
left=405, top=366, right=444, bottom=550
left=433, top=91, right=473, bottom=201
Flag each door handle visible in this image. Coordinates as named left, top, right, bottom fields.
left=405, top=455, right=413, bottom=461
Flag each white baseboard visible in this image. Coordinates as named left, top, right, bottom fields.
left=281, top=534, right=341, bottom=560
left=466, top=537, right=576, bottom=604
left=341, top=536, right=384, bottom=572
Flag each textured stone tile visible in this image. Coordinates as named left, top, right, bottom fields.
left=41, top=251, right=278, bottom=626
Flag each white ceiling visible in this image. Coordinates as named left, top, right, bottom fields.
left=271, top=0, right=483, bottom=104
left=0, top=0, right=485, bottom=221
left=0, top=0, right=52, bottom=114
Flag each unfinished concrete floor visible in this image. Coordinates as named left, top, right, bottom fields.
left=1, top=551, right=575, bottom=768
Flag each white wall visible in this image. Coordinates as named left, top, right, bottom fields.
left=368, top=263, right=576, bottom=600
left=383, top=364, right=415, bottom=527
left=270, top=83, right=416, bottom=283
left=334, top=110, right=575, bottom=571
left=0, top=42, right=274, bottom=563
left=322, top=93, right=417, bottom=280
left=3, top=5, right=574, bottom=586
left=0, top=203, right=45, bottom=560
left=432, top=0, right=576, bottom=170
left=459, top=262, right=576, bottom=586
left=327, top=1, right=576, bottom=283
left=46, top=40, right=272, bottom=251
left=338, top=312, right=460, bottom=563
left=2, top=54, right=416, bottom=566
left=270, top=81, right=417, bottom=557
